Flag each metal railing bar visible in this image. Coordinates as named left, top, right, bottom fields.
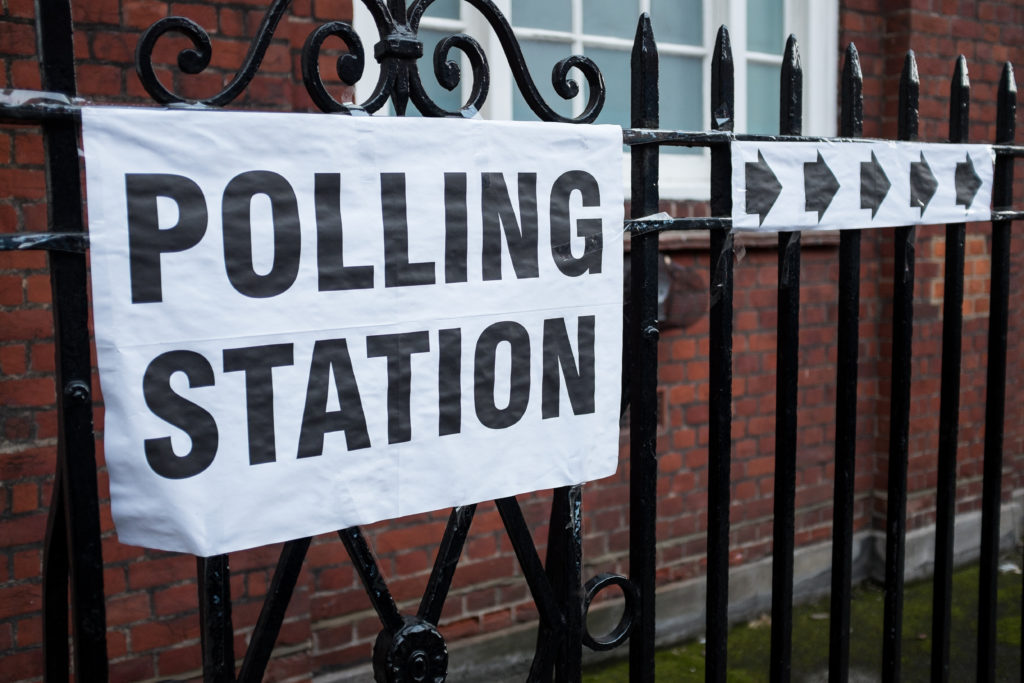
left=992, top=144, right=1024, bottom=156
left=623, top=129, right=852, bottom=146
left=494, top=497, right=566, bottom=633
left=769, top=34, right=802, bottom=683
left=628, top=15, right=660, bottom=681
left=626, top=211, right=1019, bottom=234
left=417, top=505, right=476, bottom=625
left=42, top=472, right=70, bottom=683
left=494, top=500, right=561, bottom=683
left=541, top=485, right=583, bottom=682
left=338, top=526, right=404, bottom=634
left=0, top=232, right=89, bottom=252
left=625, top=217, right=732, bottom=234
left=623, top=129, right=1024, bottom=156
left=0, top=103, right=78, bottom=122
left=930, top=54, right=971, bottom=683
left=238, top=537, right=312, bottom=683
left=828, top=42, right=864, bottom=683
left=7, top=89, right=1024, bottom=158
left=706, top=24, right=735, bottom=683
left=5, top=215, right=1015, bottom=254
left=36, top=0, right=109, bottom=678
left=197, top=555, right=235, bottom=683
left=976, top=61, right=1016, bottom=683
left=881, top=50, right=920, bottom=683
left=0, top=88, right=80, bottom=122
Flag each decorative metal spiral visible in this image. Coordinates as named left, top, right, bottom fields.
left=134, top=0, right=606, bottom=122
left=407, top=34, right=489, bottom=117
left=301, top=21, right=369, bottom=114
left=408, top=0, right=605, bottom=122
left=136, top=0, right=291, bottom=106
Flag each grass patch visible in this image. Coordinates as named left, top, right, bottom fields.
left=584, top=555, right=1022, bottom=682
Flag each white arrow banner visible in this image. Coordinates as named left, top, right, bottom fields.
left=731, top=141, right=994, bottom=232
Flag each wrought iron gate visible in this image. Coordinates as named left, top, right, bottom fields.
left=1, top=0, right=1021, bottom=681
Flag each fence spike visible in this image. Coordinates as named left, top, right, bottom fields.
left=883, top=46, right=922, bottom=683
left=899, top=50, right=920, bottom=140
left=977, top=59, right=1016, bottom=683
left=711, top=26, right=734, bottom=131
left=931, top=51, right=971, bottom=683
left=996, top=62, right=1016, bottom=144
left=707, top=21, right=735, bottom=683
left=949, top=55, right=970, bottom=141
left=629, top=11, right=659, bottom=683
left=828, top=42, right=865, bottom=683
left=780, top=35, right=802, bottom=135
left=631, top=12, right=658, bottom=130
left=841, top=43, right=863, bottom=138
left=770, top=31, right=803, bottom=683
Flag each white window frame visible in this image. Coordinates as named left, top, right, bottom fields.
left=354, top=0, right=837, bottom=200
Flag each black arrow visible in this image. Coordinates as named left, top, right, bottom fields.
left=955, top=152, right=982, bottom=209
left=804, top=151, right=840, bottom=222
left=860, top=151, right=890, bottom=218
left=910, top=151, right=938, bottom=213
left=745, top=150, right=782, bottom=226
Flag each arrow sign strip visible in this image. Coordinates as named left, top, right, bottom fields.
left=804, top=151, right=840, bottom=222
left=955, top=153, right=982, bottom=208
left=910, top=152, right=938, bottom=213
left=731, top=141, right=994, bottom=232
left=745, top=150, right=783, bottom=226
left=860, top=151, right=891, bottom=218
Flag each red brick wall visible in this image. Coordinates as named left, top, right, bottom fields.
left=2, top=1, right=1023, bottom=681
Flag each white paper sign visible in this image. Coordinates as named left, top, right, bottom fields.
left=83, top=108, right=624, bottom=556
left=731, top=141, right=994, bottom=231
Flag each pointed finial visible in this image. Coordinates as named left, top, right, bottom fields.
left=843, top=43, right=863, bottom=83
left=996, top=62, right=1016, bottom=143
left=898, top=50, right=920, bottom=141
left=631, top=12, right=656, bottom=72
left=780, top=35, right=802, bottom=135
left=711, top=25, right=734, bottom=131
left=631, top=12, right=658, bottom=129
left=952, top=55, right=969, bottom=90
left=783, top=34, right=801, bottom=66
left=841, top=43, right=863, bottom=137
left=633, top=11, right=654, bottom=46
left=949, top=55, right=970, bottom=143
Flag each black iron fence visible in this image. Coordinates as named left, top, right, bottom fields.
left=1, top=1, right=1022, bottom=681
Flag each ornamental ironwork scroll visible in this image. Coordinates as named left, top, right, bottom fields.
left=135, top=0, right=606, bottom=121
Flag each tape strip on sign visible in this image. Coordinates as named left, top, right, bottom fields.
left=82, top=107, right=624, bottom=556
left=731, top=141, right=994, bottom=231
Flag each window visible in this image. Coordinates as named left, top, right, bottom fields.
left=353, top=0, right=837, bottom=199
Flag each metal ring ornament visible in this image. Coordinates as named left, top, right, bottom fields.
left=135, top=0, right=291, bottom=106
left=301, top=21, right=369, bottom=114
left=581, top=573, right=639, bottom=651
